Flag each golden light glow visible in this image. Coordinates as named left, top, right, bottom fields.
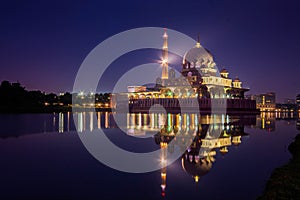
left=161, top=59, right=167, bottom=65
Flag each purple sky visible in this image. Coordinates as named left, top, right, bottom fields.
left=0, top=0, right=300, bottom=102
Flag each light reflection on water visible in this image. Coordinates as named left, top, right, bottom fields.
left=1, top=111, right=297, bottom=136
left=0, top=111, right=299, bottom=199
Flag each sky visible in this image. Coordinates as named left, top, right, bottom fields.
left=0, top=0, right=300, bottom=102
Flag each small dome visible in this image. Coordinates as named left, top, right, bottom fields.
left=233, top=77, right=241, bottom=82
left=220, top=68, right=228, bottom=73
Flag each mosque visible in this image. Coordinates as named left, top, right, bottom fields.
left=111, top=29, right=258, bottom=114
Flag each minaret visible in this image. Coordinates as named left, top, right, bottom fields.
left=196, top=33, right=201, bottom=48
left=161, top=29, right=168, bottom=81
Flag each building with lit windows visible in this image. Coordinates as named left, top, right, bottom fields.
left=111, top=29, right=258, bottom=114
left=253, top=92, right=276, bottom=111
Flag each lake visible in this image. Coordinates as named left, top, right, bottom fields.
left=0, top=112, right=299, bottom=199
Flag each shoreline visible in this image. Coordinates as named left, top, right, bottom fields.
left=0, top=107, right=112, bottom=113
left=258, top=134, right=300, bottom=199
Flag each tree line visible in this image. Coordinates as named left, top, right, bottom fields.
left=0, top=80, right=110, bottom=112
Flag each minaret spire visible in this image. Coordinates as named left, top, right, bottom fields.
left=196, top=33, right=201, bottom=48
left=161, top=28, right=168, bottom=81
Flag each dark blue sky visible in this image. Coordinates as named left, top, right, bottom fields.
left=0, top=0, right=300, bottom=102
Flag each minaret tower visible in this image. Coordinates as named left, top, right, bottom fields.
left=161, top=29, right=169, bottom=81
left=196, top=33, right=201, bottom=48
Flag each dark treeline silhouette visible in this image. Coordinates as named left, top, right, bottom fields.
left=0, top=80, right=110, bottom=113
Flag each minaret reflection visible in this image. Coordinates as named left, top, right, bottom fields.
left=154, top=114, right=177, bottom=197
left=160, top=141, right=167, bottom=197
left=154, top=113, right=197, bottom=196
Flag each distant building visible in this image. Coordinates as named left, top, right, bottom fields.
left=297, top=94, right=300, bottom=108
left=276, top=96, right=297, bottom=112
left=254, top=92, right=276, bottom=111
left=284, top=98, right=295, bottom=104
left=276, top=103, right=297, bottom=112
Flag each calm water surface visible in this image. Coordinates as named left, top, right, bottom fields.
left=0, top=112, right=299, bottom=200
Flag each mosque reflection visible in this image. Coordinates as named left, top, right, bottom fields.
left=71, top=111, right=299, bottom=197
left=1, top=111, right=299, bottom=197
left=73, top=112, right=263, bottom=196
left=150, top=113, right=252, bottom=196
